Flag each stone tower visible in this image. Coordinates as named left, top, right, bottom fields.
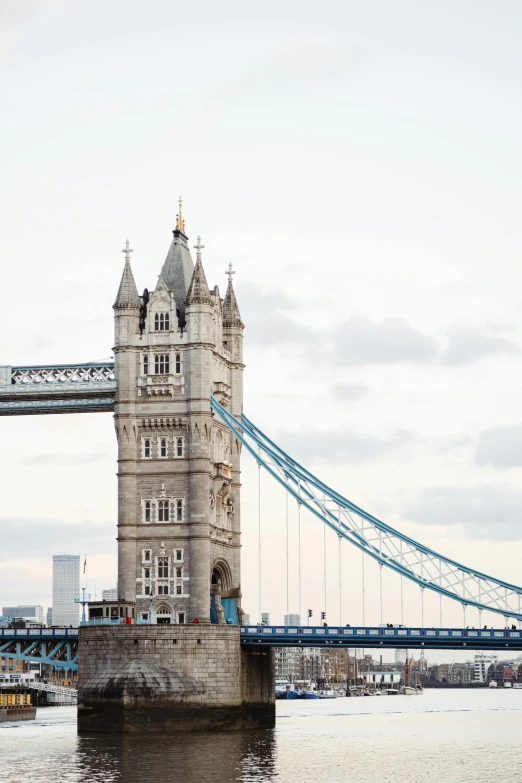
left=112, top=206, right=244, bottom=625
left=78, top=210, right=274, bottom=733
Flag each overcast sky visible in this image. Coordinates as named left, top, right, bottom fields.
left=1, top=0, right=522, bottom=660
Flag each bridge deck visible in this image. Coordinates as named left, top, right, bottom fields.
left=2, top=626, right=522, bottom=662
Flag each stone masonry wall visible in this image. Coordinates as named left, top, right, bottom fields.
left=78, top=625, right=275, bottom=733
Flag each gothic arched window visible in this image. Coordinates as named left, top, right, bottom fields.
left=176, top=499, right=183, bottom=522
left=175, top=354, right=181, bottom=374
left=158, top=500, right=169, bottom=522
left=143, top=355, right=149, bottom=375
left=144, top=567, right=151, bottom=579
left=155, top=354, right=170, bottom=374
left=158, top=557, right=169, bottom=578
left=144, top=501, right=151, bottom=522
left=160, top=438, right=167, bottom=458
left=143, top=439, right=151, bottom=459
left=176, top=438, right=183, bottom=457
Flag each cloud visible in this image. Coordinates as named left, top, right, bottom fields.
left=238, top=283, right=521, bottom=366
left=237, top=282, right=314, bottom=347
left=441, top=326, right=520, bottom=365
left=0, top=517, right=114, bottom=557
left=405, top=485, right=522, bottom=540
left=332, top=316, right=439, bottom=365
left=475, top=426, right=522, bottom=468
left=331, top=383, right=368, bottom=401
left=20, top=452, right=107, bottom=466
left=276, top=427, right=414, bottom=464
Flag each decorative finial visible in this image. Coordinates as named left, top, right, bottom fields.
left=194, top=235, right=205, bottom=263
left=175, top=195, right=186, bottom=232
left=225, top=262, right=235, bottom=283
left=122, top=239, right=133, bottom=262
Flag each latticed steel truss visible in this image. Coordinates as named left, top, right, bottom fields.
left=0, top=363, right=116, bottom=415
left=0, top=635, right=78, bottom=670
left=211, top=397, right=522, bottom=622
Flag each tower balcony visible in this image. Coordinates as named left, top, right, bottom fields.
left=213, top=381, right=231, bottom=407
left=141, top=374, right=184, bottom=398
left=214, top=462, right=233, bottom=480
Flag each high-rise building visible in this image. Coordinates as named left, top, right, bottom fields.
left=261, top=612, right=270, bottom=625
left=284, top=614, right=300, bottom=626
left=102, top=588, right=118, bottom=601
left=395, top=649, right=407, bottom=665
left=46, top=608, right=52, bottom=626
left=474, top=653, right=498, bottom=683
left=52, top=555, right=80, bottom=626
left=2, top=605, right=44, bottom=624
left=243, top=614, right=251, bottom=625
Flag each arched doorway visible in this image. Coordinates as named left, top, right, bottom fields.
left=154, top=603, right=172, bottom=625
left=210, top=560, right=237, bottom=624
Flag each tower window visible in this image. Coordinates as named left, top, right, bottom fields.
left=154, top=313, right=170, bottom=331
left=158, top=557, right=169, bottom=578
left=175, top=549, right=183, bottom=561
left=144, top=585, right=150, bottom=596
left=176, top=584, right=182, bottom=595
left=143, top=550, right=151, bottom=562
left=176, top=499, right=183, bottom=522
left=155, top=354, right=170, bottom=374
left=143, top=355, right=149, bottom=375
left=160, top=438, right=167, bottom=458
left=175, top=354, right=181, bottom=373
left=158, top=500, right=169, bottom=522
left=144, top=568, right=151, bottom=579
left=158, top=584, right=169, bottom=595
left=176, top=568, right=182, bottom=578
left=176, top=438, right=183, bottom=458
left=143, top=438, right=151, bottom=459
left=144, top=501, right=151, bottom=523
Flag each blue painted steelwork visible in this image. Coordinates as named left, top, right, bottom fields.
left=0, top=362, right=115, bottom=416
left=3, top=626, right=522, bottom=667
left=0, top=628, right=78, bottom=670
left=241, top=625, right=522, bottom=650
left=211, top=397, right=522, bottom=622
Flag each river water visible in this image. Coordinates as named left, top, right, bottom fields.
left=1, top=690, right=521, bottom=782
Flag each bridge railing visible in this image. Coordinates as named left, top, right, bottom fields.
left=0, top=627, right=78, bottom=639
left=240, top=625, right=522, bottom=642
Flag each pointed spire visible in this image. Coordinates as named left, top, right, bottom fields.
left=185, top=236, right=211, bottom=305
left=175, top=195, right=186, bottom=234
left=114, top=240, right=139, bottom=309
left=223, top=263, right=243, bottom=328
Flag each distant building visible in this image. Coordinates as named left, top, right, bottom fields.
left=474, top=654, right=498, bottom=683
left=261, top=612, right=270, bottom=626
left=395, top=649, right=407, bottom=665
left=102, top=589, right=118, bottom=601
left=300, top=648, right=322, bottom=682
left=52, top=555, right=80, bottom=626
left=46, top=608, right=52, bottom=626
left=364, top=671, right=401, bottom=687
left=284, top=614, right=300, bottom=626
left=243, top=614, right=251, bottom=626
left=275, top=648, right=301, bottom=681
left=2, top=605, right=44, bottom=624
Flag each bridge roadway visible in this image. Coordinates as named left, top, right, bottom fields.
left=3, top=624, right=522, bottom=672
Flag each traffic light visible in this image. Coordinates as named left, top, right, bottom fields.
left=308, top=609, right=313, bottom=618
left=321, top=611, right=326, bottom=621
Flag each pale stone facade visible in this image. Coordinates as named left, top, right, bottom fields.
left=113, top=218, right=244, bottom=625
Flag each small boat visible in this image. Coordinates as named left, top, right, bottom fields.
left=489, top=681, right=498, bottom=689
left=275, top=687, right=299, bottom=699
left=512, top=683, right=522, bottom=689
left=299, top=690, right=320, bottom=699
left=317, top=689, right=337, bottom=699
left=383, top=689, right=399, bottom=695
left=402, top=685, right=423, bottom=695
left=504, top=682, right=513, bottom=688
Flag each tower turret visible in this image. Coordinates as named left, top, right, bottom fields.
left=158, top=196, right=194, bottom=326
